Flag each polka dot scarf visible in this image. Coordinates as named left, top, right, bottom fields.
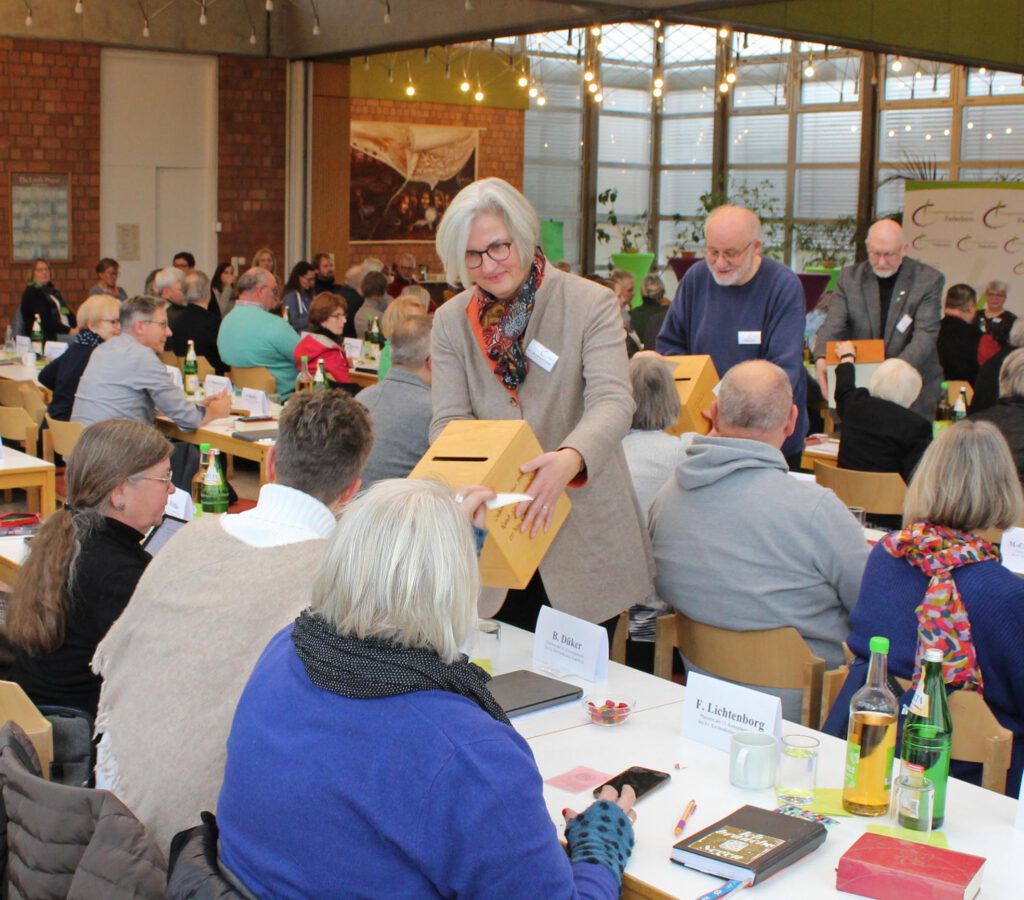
left=291, top=609, right=511, bottom=725
left=882, top=521, right=998, bottom=693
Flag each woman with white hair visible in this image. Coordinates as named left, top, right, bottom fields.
left=215, top=479, right=637, bottom=898
left=834, top=339, right=932, bottom=482
left=970, top=347, right=1024, bottom=481
left=823, top=420, right=1024, bottom=797
left=979, top=279, right=1016, bottom=345
left=431, top=177, right=654, bottom=633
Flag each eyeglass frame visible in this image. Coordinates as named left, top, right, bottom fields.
left=140, top=318, right=171, bottom=330
left=465, top=240, right=514, bottom=270
left=129, top=472, right=174, bottom=486
left=702, top=240, right=756, bottom=264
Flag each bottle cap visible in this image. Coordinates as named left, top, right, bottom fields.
left=924, top=647, right=944, bottom=663
left=941, top=381, right=949, bottom=388
left=869, top=635, right=890, bottom=654
left=301, top=355, right=308, bottom=363
left=199, top=442, right=211, bottom=453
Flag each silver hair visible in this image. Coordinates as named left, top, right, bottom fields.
left=184, top=270, right=211, bottom=305
left=704, top=205, right=763, bottom=244
left=120, top=294, right=168, bottom=328
left=310, top=479, right=479, bottom=664
left=435, top=177, right=540, bottom=290
left=152, top=266, right=185, bottom=295
left=390, top=314, right=432, bottom=368
left=235, top=267, right=270, bottom=296
left=904, top=419, right=1021, bottom=531
left=630, top=355, right=680, bottom=431
left=1009, top=319, right=1024, bottom=349
left=986, top=280, right=1009, bottom=295
left=869, top=358, right=922, bottom=408
left=716, top=359, right=791, bottom=432
left=999, top=348, right=1024, bottom=399
left=641, top=274, right=665, bottom=303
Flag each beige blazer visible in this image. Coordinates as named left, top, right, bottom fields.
left=431, top=263, right=656, bottom=623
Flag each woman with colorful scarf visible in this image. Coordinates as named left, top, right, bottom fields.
left=823, top=420, right=1024, bottom=796
left=431, top=178, right=655, bottom=633
left=215, top=480, right=637, bottom=899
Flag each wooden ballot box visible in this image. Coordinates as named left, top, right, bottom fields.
left=663, top=355, right=719, bottom=436
left=0, top=681, right=53, bottom=778
left=824, top=339, right=885, bottom=365
left=409, top=420, right=571, bottom=590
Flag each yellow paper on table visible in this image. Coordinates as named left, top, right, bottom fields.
left=867, top=824, right=950, bottom=849
left=808, top=787, right=852, bottom=817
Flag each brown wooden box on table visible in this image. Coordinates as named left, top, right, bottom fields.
left=662, top=355, right=719, bottom=437
left=409, top=420, right=571, bottom=590
left=823, top=339, right=885, bottom=364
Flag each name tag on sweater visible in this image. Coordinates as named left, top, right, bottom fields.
left=737, top=331, right=761, bottom=345
left=526, top=339, right=558, bottom=372
left=896, top=314, right=913, bottom=334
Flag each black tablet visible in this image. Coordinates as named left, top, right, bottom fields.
left=142, top=513, right=190, bottom=555
left=487, top=670, right=583, bottom=717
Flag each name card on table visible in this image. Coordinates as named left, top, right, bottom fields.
left=533, top=606, right=608, bottom=682
left=14, top=336, right=31, bottom=355
left=344, top=337, right=363, bottom=362
left=165, top=365, right=183, bottom=388
left=1001, top=528, right=1024, bottom=575
left=681, top=672, right=782, bottom=752
left=239, top=387, right=270, bottom=417
left=43, top=342, right=67, bottom=361
left=204, top=374, right=232, bottom=396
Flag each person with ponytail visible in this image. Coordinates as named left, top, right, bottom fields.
left=6, top=420, right=173, bottom=717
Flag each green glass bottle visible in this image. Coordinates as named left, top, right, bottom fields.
left=200, top=448, right=229, bottom=514
left=30, top=315, right=44, bottom=357
left=183, top=340, right=199, bottom=397
left=901, top=647, right=953, bottom=828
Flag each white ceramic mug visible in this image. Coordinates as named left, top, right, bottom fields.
left=730, top=731, right=777, bottom=789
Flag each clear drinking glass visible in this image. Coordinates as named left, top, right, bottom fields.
left=892, top=765, right=934, bottom=835
left=468, top=619, right=501, bottom=674
left=847, top=506, right=867, bottom=526
left=775, top=734, right=819, bottom=806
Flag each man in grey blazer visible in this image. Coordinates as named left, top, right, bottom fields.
left=813, top=218, right=945, bottom=419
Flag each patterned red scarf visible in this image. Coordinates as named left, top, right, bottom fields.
left=467, top=248, right=546, bottom=393
left=882, top=521, right=998, bottom=693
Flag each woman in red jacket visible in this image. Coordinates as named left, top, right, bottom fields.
left=293, top=293, right=352, bottom=384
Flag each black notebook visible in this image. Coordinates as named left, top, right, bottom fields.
left=671, top=805, right=826, bottom=885
left=487, top=670, right=582, bottom=717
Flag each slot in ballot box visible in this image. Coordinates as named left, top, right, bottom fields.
left=0, top=681, right=53, bottom=779
left=663, top=355, right=719, bottom=436
left=409, top=420, right=571, bottom=590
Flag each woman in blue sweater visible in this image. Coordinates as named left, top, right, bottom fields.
left=824, top=420, right=1024, bottom=796
left=217, top=479, right=637, bottom=899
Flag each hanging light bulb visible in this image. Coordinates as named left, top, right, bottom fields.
left=249, top=27, right=257, bottom=44
left=383, top=1, right=391, bottom=24
left=142, top=18, right=150, bottom=36
left=652, top=86, right=663, bottom=98
left=460, top=79, right=471, bottom=93
left=199, top=3, right=208, bottom=25
left=528, top=85, right=538, bottom=98
left=653, top=19, right=661, bottom=28
left=891, top=56, right=903, bottom=72
left=594, top=91, right=603, bottom=103
left=718, top=27, right=730, bottom=39
left=587, top=81, right=598, bottom=94
left=597, top=42, right=605, bottom=53
left=653, top=76, right=664, bottom=89
left=464, top=0, right=472, bottom=8
left=583, top=69, right=594, bottom=82
left=312, top=17, right=320, bottom=36
left=726, top=71, right=737, bottom=84
left=405, top=81, right=415, bottom=97
left=979, top=66, right=988, bottom=75
left=536, top=94, right=547, bottom=107
left=265, top=0, right=272, bottom=10
left=804, top=56, right=815, bottom=78
left=517, top=74, right=528, bottom=88
left=24, top=7, right=32, bottom=25
left=74, top=0, right=83, bottom=14
left=387, top=66, right=394, bottom=84
left=590, top=25, right=600, bottom=36
left=474, top=86, right=484, bottom=102
left=719, top=81, right=729, bottom=93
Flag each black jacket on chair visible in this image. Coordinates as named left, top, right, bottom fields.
left=970, top=397, right=1024, bottom=483
left=834, top=361, right=933, bottom=482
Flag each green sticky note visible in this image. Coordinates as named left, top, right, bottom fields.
left=470, top=657, right=494, bottom=675
left=867, top=824, right=950, bottom=849
left=807, top=788, right=853, bottom=817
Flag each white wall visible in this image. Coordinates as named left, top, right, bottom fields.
left=100, top=49, right=217, bottom=295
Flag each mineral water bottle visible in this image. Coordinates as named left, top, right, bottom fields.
left=313, top=359, right=328, bottom=391
left=30, top=315, right=44, bottom=357
left=200, top=448, right=229, bottom=514
left=183, top=340, right=199, bottom=397
left=191, top=442, right=212, bottom=514
left=295, top=355, right=314, bottom=393
left=901, top=647, right=952, bottom=828
left=952, top=388, right=968, bottom=420
left=842, top=636, right=899, bottom=816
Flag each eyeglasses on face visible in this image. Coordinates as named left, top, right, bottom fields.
left=465, top=241, right=513, bottom=270
left=703, top=241, right=755, bottom=264
left=130, top=472, right=174, bottom=485
left=142, top=319, right=171, bottom=329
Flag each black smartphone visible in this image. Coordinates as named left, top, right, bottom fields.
left=593, top=766, right=671, bottom=800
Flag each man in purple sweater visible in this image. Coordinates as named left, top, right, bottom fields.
left=656, top=205, right=807, bottom=463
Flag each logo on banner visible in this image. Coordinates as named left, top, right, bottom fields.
left=911, top=200, right=938, bottom=226
left=957, top=235, right=975, bottom=251
left=1004, top=235, right=1024, bottom=254
left=983, top=201, right=1010, bottom=229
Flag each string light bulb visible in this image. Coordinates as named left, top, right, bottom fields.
left=474, top=86, right=484, bottom=102
left=24, top=7, right=32, bottom=25
left=583, top=69, right=594, bottom=82
left=528, top=85, right=539, bottom=98
left=653, top=76, right=664, bottom=89
left=891, top=56, right=903, bottom=72
left=249, top=27, right=257, bottom=44
left=265, top=0, right=272, bottom=10
left=652, top=86, right=663, bottom=98
left=383, top=1, right=391, bottom=24
left=590, top=25, right=600, bottom=36
left=587, top=81, right=598, bottom=94
left=464, top=0, right=472, bottom=8
left=142, top=19, right=150, bottom=36
left=804, top=56, right=815, bottom=78
left=719, top=81, right=729, bottom=93
left=726, top=71, right=737, bottom=84
left=718, top=27, right=730, bottom=39
left=199, top=3, right=207, bottom=25
left=594, top=91, right=603, bottom=103
left=75, top=0, right=83, bottom=14
left=312, top=17, right=320, bottom=35
left=517, top=74, right=528, bottom=88
left=979, top=66, right=987, bottom=75
left=405, top=81, right=415, bottom=97
left=536, top=94, right=547, bottom=107
left=460, top=79, right=471, bottom=93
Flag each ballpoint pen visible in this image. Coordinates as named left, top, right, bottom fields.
left=674, top=799, right=697, bottom=836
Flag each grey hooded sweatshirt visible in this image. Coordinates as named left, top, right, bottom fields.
left=648, top=434, right=869, bottom=671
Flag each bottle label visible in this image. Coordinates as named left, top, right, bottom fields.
left=843, top=741, right=861, bottom=788
left=203, top=465, right=221, bottom=486
left=185, top=374, right=199, bottom=395
left=908, top=683, right=929, bottom=717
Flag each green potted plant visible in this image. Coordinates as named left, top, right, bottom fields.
left=795, top=215, right=857, bottom=289
left=596, top=188, right=653, bottom=305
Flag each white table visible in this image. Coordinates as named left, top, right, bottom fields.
left=527, top=700, right=1021, bottom=898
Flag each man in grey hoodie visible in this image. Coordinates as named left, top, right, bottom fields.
left=649, top=359, right=868, bottom=686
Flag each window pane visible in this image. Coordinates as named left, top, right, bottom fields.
left=878, top=109, right=952, bottom=162
left=727, top=169, right=787, bottom=211
left=661, top=79, right=715, bottom=114
left=659, top=169, right=712, bottom=217
left=958, top=167, right=1024, bottom=182
left=961, top=106, right=1024, bottom=160
left=884, top=58, right=951, bottom=100
left=599, top=23, right=653, bottom=64
left=800, top=55, right=861, bottom=105
left=875, top=169, right=948, bottom=217
left=793, top=169, right=858, bottom=217
left=524, top=110, right=580, bottom=161
left=599, top=115, right=651, bottom=164
left=966, top=68, right=1024, bottom=98
left=663, top=24, right=717, bottom=63
left=602, top=88, right=651, bottom=114
left=729, top=114, right=788, bottom=164
left=597, top=167, right=651, bottom=216
left=738, top=34, right=790, bottom=56
left=601, top=61, right=653, bottom=92
left=661, top=117, right=713, bottom=165
left=797, top=111, right=861, bottom=163
left=732, top=61, right=787, bottom=108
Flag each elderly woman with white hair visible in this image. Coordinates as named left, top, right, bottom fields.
left=214, top=479, right=637, bottom=898
left=834, top=339, right=933, bottom=482
left=979, top=279, right=1016, bottom=345
left=431, top=177, right=654, bottom=633
left=970, top=347, right=1024, bottom=481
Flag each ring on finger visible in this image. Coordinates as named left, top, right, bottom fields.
left=453, top=493, right=465, bottom=504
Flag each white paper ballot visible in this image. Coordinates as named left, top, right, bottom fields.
left=204, top=374, right=232, bottom=396
left=164, top=487, right=194, bottom=520
left=485, top=492, right=533, bottom=510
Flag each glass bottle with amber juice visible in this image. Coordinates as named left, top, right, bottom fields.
left=842, top=635, right=899, bottom=815
left=295, top=355, right=314, bottom=393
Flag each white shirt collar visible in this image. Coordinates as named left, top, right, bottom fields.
left=220, top=483, right=336, bottom=548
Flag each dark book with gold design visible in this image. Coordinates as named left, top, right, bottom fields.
left=671, top=805, right=827, bottom=884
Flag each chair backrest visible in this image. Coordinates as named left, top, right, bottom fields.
left=813, top=462, right=908, bottom=516
left=0, top=380, right=29, bottom=410
left=158, top=350, right=182, bottom=368
left=43, top=415, right=85, bottom=461
left=948, top=691, right=1013, bottom=793
left=16, top=382, right=47, bottom=425
left=0, top=681, right=53, bottom=778
left=230, top=365, right=276, bottom=394
left=196, top=355, right=216, bottom=381
left=946, top=380, right=974, bottom=405
left=610, top=610, right=628, bottom=665
left=654, top=612, right=825, bottom=727
left=0, top=406, right=38, bottom=451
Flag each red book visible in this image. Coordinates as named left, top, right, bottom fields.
left=836, top=832, right=984, bottom=900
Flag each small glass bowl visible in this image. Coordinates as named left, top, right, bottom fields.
left=583, top=695, right=635, bottom=726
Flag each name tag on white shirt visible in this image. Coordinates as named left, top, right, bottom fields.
left=896, top=314, right=913, bottom=334
left=526, top=339, right=558, bottom=372
left=737, top=331, right=761, bottom=345
left=165, top=365, right=183, bottom=388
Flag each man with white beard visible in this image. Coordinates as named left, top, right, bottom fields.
left=656, top=204, right=807, bottom=464
left=812, top=218, right=944, bottom=419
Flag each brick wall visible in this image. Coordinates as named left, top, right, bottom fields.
left=348, top=98, right=524, bottom=275
left=217, top=56, right=287, bottom=273
left=0, top=39, right=101, bottom=324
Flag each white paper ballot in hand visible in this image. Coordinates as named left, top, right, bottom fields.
left=485, top=492, right=534, bottom=510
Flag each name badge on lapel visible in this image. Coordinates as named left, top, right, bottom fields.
left=896, top=314, right=913, bottom=334
left=737, top=331, right=761, bottom=345
left=526, top=339, right=558, bottom=372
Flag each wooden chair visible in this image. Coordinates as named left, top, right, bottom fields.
left=196, top=355, right=216, bottom=381
left=158, top=350, right=182, bottom=368
left=813, top=462, right=907, bottom=517
left=0, top=380, right=46, bottom=426
left=0, top=406, right=39, bottom=453
left=946, top=380, right=974, bottom=406
left=653, top=612, right=826, bottom=728
left=610, top=611, right=628, bottom=665
left=41, top=416, right=85, bottom=496
left=230, top=365, right=276, bottom=395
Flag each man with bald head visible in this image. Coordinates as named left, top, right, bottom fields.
left=656, top=205, right=807, bottom=463
left=813, top=218, right=944, bottom=418
left=648, top=360, right=868, bottom=711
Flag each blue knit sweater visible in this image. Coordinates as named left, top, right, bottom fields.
left=822, top=543, right=1024, bottom=795
left=217, top=626, right=620, bottom=899
left=655, top=257, right=808, bottom=458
